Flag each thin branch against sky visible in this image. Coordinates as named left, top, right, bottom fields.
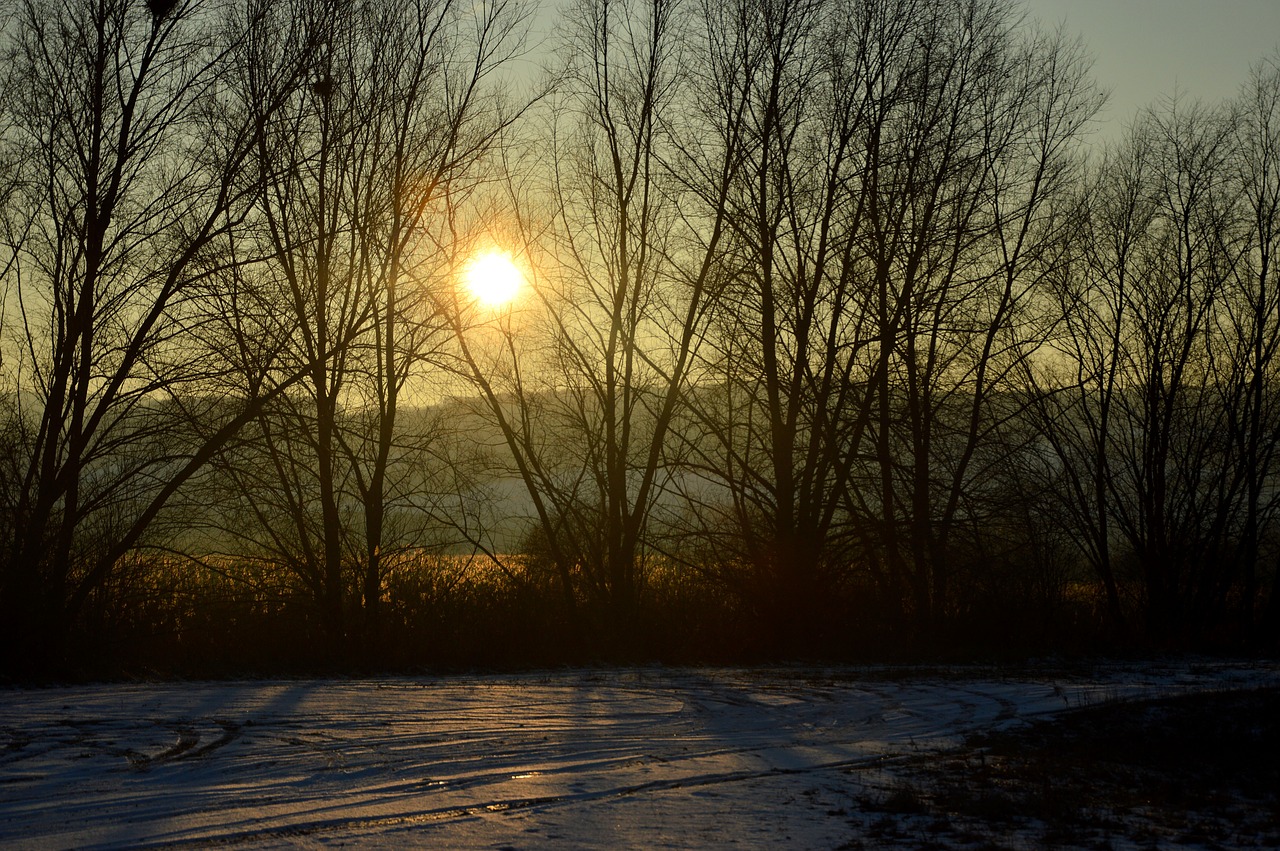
left=1023, top=0, right=1280, bottom=134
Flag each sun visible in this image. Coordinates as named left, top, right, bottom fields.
left=464, top=250, right=523, bottom=307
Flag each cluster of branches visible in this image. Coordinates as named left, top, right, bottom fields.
left=461, top=0, right=1280, bottom=654
left=1, top=0, right=1277, bottom=673
left=0, top=0, right=526, bottom=672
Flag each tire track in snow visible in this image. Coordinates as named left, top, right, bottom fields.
left=125, top=752, right=919, bottom=847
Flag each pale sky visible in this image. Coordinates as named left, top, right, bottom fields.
left=1022, top=0, right=1280, bottom=133
left=521, top=0, right=1280, bottom=141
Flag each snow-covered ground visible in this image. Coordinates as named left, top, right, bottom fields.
left=1, top=660, right=1276, bottom=849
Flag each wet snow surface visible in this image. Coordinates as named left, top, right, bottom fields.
left=1, top=660, right=1276, bottom=849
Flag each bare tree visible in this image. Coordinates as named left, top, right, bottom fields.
left=668, top=0, right=893, bottom=646
left=445, top=0, right=743, bottom=649
left=205, top=0, right=527, bottom=654
left=0, top=0, right=308, bottom=671
left=1228, top=54, right=1280, bottom=640
left=1033, top=97, right=1261, bottom=644
left=860, top=6, right=1098, bottom=633
left=1024, top=149, right=1146, bottom=634
left=677, top=0, right=1097, bottom=645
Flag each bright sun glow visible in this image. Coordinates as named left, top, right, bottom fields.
left=464, top=250, right=523, bottom=307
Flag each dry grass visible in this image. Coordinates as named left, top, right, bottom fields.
left=848, top=688, right=1280, bottom=849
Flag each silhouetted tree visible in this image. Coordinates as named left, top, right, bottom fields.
left=0, top=0, right=305, bottom=672
left=679, top=0, right=1097, bottom=646
left=446, top=0, right=743, bottom=651
left=1228, top=54, right=1280, bottom=641
left=1031, top=95, right=1278, bottom=645
left=204, top=0, right=527, bottom=655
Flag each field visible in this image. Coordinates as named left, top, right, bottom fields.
left=1, top=660, right=1276, bottom=849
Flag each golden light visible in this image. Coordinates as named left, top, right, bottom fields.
left=463, top=250, right=523, bottom=307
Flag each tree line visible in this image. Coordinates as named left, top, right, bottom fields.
left=1, top=0, right=1277, bottom=674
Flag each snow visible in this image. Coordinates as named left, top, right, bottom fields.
left=1, top=660, right=1276, bottom=849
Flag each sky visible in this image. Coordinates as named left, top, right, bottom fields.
left=520, top=1, right=1280, bottom=141
left=1021, top=0, right=1280, bottom=135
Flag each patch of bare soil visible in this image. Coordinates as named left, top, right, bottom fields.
left=847, top=688, right=1280, bottom=850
